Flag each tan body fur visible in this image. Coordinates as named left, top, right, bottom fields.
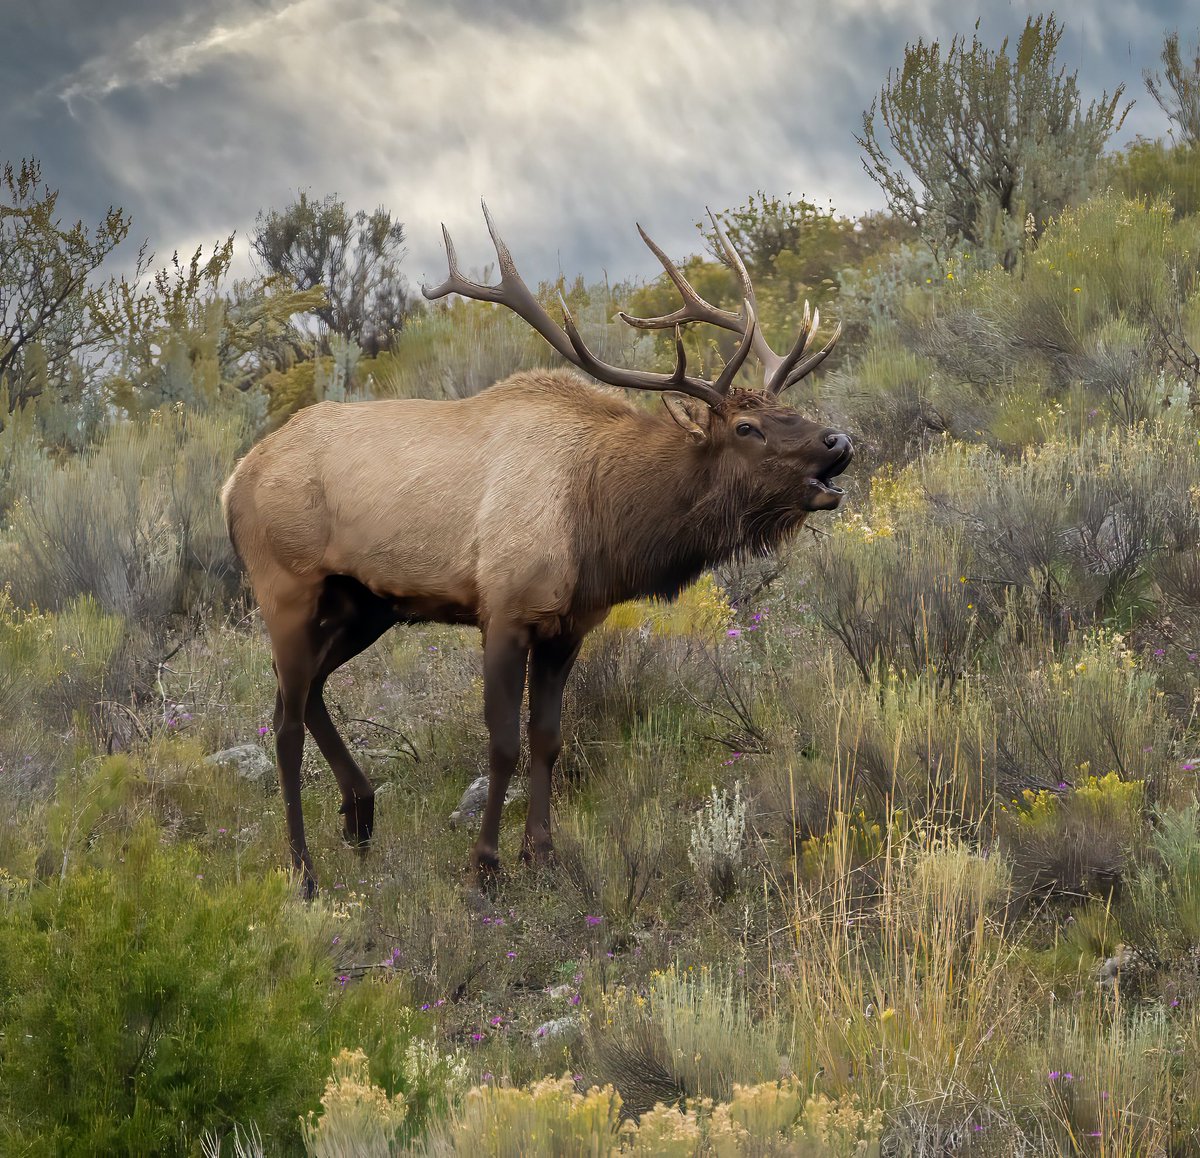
left=228, top=373, right=629, bottom=633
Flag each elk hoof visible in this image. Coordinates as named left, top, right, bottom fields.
left=471, top=843, right=502, bottom=880
left=339, top=795, right=375, bottom=848
left=293, top=853, right=318, bottom=901
left=520, top=839, right=556, bottom=867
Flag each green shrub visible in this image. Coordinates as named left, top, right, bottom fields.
left=0, top=829, right=337, bottom=1154
left=1108, top=138, right=1200, bottom=219
left=0, top=817, right=456, bottom=1156
left=1118, top=803, right=1200, bottom=969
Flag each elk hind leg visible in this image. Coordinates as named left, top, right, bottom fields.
left=305, top=578, right=398, bottom=847
left=264, top=590, right=323, bottom=899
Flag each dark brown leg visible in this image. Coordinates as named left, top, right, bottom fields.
left=267, top=604, right=321, bottom=899
left=522, top=631, right=584, bottom=864
left=304, top=591, right=398, bottom=846
left=473, top=624, right=530, bottom=875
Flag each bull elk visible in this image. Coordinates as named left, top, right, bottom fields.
left=222, top=204, right=853, bottom=897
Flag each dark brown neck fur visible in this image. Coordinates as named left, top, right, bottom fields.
left=570, top=403, right=806, bottom=611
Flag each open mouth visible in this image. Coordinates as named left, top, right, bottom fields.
left=808, top=447, right=852, bottom=499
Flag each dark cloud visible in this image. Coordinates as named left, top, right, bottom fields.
left=1, top=0, right=1193, bottom=288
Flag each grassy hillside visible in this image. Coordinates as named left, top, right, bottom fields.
left=1, top=183, right=1199, bottom=1155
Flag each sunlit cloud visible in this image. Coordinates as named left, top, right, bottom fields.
left=2, top=0, right=1187, bottom=287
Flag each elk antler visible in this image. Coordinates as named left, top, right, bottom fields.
left=422, top=202, right=758, bottom=408
left=618, top=210, right=842, bottom=396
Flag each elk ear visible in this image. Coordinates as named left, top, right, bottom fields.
left=662, top=392, right=713, bottom=444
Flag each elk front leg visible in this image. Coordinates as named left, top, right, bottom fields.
left=523, top=631, right=585, bottom=864
left=475, top=625, right=530, bottom=874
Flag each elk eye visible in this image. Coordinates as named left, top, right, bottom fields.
left=736, top=422, right=755, bottom=437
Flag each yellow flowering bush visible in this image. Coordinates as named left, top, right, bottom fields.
left=427, top=1074, right=625, bottom=1156
left=302, top=1048, right=407, bottom=1158
left=602, top=572, right=735, bottom=641
left=426, top=1072, right=881, bottom=1156
left=800, top=808, right=905, bottom=883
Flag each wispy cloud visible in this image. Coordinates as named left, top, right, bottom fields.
left=58, top=1, right=310, bottom=110
left=1, top=0, right=1186, bottom=287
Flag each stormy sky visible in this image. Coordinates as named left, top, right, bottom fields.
left=1, top=0, right=1192, bottom=289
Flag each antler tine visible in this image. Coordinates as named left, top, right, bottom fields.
left=704, top=210, right=755, bottom=304
left=424, top=203, right=745, bottom=406
left=762, top=302, right=815, bottom=394
left=712, top=299, right=758, bottom=395
left=422, top=200, right=578, bottom=363
left=560, top=296, right=725, bottom=407
left=773, top=319, right=843, bottom=395
left=617, top=224, right=744, bottom=334
left=620, top=211, right=843, bottom=396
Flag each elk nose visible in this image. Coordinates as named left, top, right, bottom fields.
left=824, top=431, right=853, bottom=458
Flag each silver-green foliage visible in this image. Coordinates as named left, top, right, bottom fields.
left=1145, top=28, right=1200, bottom=145
left=4, top=405, right=250, bottom=620
left=858, top=15, right=1129, bottom=267
left=688, top=782, right=748, bottom=901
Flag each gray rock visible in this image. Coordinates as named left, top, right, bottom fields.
left=449, top=775, right=526, bottom=830
left=1096, top=944, right=1142, bottom=987
left=206, top=744, right=274, bottom=783
left=532, top=1015, right=581, bottom=1050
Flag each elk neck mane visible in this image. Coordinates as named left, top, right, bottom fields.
left=553, top=379, right=807, bottom=609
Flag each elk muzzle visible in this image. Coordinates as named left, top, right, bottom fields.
left=804, top=429, right=853, bottom=510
